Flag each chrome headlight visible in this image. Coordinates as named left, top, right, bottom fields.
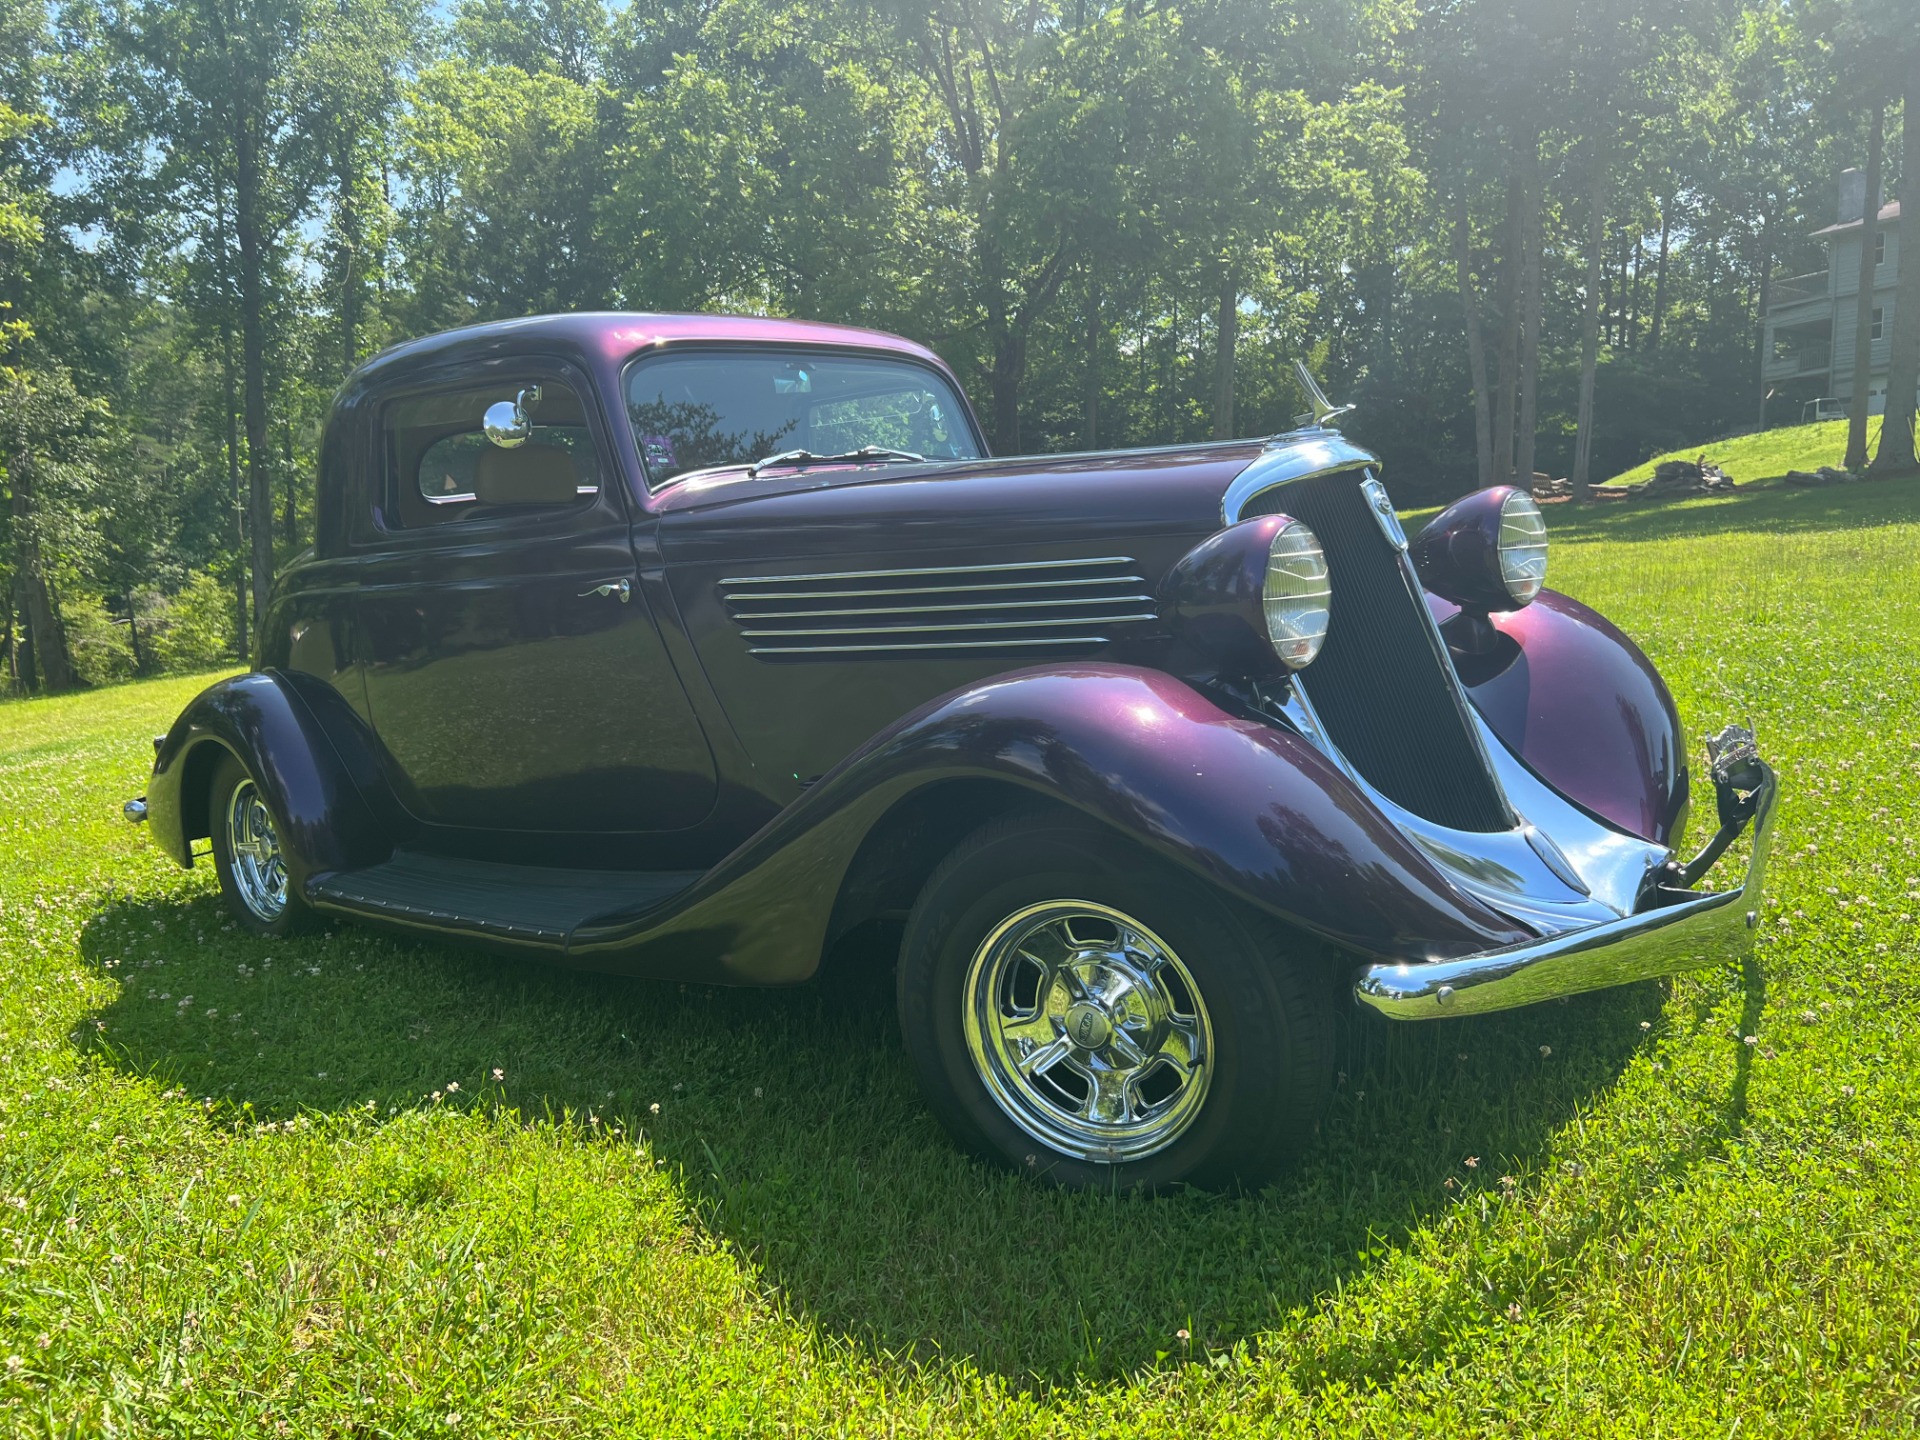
left=1497, top=491, right=1548, bottom=604
left=1162, top=514, right=1333, bottom=678
left=1263, top=520, right=1331, bottom=669
left=1410, top=485, right=1548, bottom=613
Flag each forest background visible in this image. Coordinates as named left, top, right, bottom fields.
left=2, top=0, right=1917, bottom=693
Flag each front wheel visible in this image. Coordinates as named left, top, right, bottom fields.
left=897, top=809, right=1334, bottom=1191
left=209, top=753, right=312, bottom=937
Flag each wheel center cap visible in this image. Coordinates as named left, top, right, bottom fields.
left=1064, top=1001, right=1113, bottom=1051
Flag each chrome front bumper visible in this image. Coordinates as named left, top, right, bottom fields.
left=1355, top=762, right=1777, bottom=1020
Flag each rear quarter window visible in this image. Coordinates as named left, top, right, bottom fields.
left=378, top=380, right=601, bottom=531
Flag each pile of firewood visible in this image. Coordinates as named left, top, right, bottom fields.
left=1631, top=458, right=1737, bottom=497
left=1590, top=457, right=1737, bottom=502
left=1540, top=458, right=1740, bottom=504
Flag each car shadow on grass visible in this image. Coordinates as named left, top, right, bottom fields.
left=75, top=891, right=1668, bottom=1385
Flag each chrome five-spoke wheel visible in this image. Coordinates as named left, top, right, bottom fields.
left=900, top=807, right=1334, bottom=1190
left=963, top=901, right=1213, bottom=1163
left=225, top=776, right=289, bottom=923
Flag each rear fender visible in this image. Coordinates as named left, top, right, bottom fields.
left=146, top=671, right=395, bottom=888
left=569, top=664, right=1533, bottom=982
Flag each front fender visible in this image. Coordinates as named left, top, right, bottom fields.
left=146, top=671, right=394, bottom=888
left=570, top=664, right=1533, bottom=981
left=1458, top=590, right=1691, bottom=845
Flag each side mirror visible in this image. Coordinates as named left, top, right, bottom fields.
left=483, top=386, right=543, bottom=449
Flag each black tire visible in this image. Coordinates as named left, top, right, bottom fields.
left=898, top=807, right=1334, bottom=1191
left=208, top=752, right=313, bottom=938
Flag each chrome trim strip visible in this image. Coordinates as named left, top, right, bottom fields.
left=722, top=575, right=1147, bottom=602
left=1272, top=680, right=1667, bottom=928
left=720, top=556, right=1135, bottom=586
left=1221, top=429, right=1380, bottom=524
left=1354, top=765, right=1775, bottom=1020
left=748, top=636, right=1114, bottom=655
left=1361, top=475, right=1408, bottom=550
left=729, top=594, right=1155, bottom=620
left=740, top=613, right=1155, bottom=639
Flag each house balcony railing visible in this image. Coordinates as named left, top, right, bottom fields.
left=1764, top=342, right=1832, bottom=380
left=1767, top=272, right=1829, bottom=308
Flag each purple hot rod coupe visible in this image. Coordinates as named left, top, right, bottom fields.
left=126, top=313, right=1775, bottom=1189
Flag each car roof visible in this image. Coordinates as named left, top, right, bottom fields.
left=354, top=311, right=951, bottom=381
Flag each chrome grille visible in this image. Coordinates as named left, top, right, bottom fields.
left=1239, top=471, right=1511, bottom=833
left=720, top=557, right=1157, bottom=656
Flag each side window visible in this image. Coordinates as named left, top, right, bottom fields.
left=378, top=379, right=601, bottom=531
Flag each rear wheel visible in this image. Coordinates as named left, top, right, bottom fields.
left=898, top=808, right=1333, bottom=1191
left=209, top=753, right=312, bottom=937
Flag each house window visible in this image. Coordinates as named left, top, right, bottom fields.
left=1875, top=230, right=1886, bottom=267
left=1871, top=307, right=1884, bottom=342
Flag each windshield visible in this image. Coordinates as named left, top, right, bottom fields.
left=625, top=350, right=982, bottom=486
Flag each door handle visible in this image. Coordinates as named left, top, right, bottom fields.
left=578, top=578, right=632, bottom=603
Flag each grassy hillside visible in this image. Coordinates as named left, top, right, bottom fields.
left=5, top=481, right=1920, bottom=1434
left=1604, top=415, right=1882, bottom=488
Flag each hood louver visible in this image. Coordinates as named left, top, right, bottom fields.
left=720, top=557, right=1158, bottom=657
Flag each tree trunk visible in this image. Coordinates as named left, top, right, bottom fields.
left=1872, top=54, right=1920, bottom=474
left=989, top=331, right=1025, bottom=454
left=1599, top=227, right=1613, bottom=351
left=221, top=310, right=248, bottom=661
left=337, top=127, right=362, bottom=375
left=1514, top=142, right=1544, bottom=490
left=1847, top=104, right=1886, bottom=472
left=1624, top=233, right=1641, bottom=352
left=235, top=102, right=275, bottom=634
left=1452, top=196, right=1495, bottom=490
left=1754, top=208, right=1776, bottom=429
left=282, top=419, right=296, bottom=547
left=1491, top=172, right=1523, bottom=484
left=4, top=380, right=77, bottom=692
left=1211, top=262, right=1239, bottom=441
left=8, top=514, right=73, bottom=693
left=1649, top=201, right=1673, bottom=353
left=127, top=590, right=145, bottom=674
left=1082, top=267, right=1099, bottom=449
left=1572, top=149, right=1609, bottom=502
left=11, top=582, right=36, bottom=691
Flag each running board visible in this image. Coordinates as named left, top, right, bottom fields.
left=305, top=851, right=704, bottom=950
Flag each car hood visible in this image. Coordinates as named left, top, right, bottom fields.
left=653, top=439, right=1285, bottom=567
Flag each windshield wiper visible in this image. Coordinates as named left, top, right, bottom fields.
left=746, top=445, right=924, bottom=478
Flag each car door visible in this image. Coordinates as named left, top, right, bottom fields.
left=351, top=359, right=718, bottom=834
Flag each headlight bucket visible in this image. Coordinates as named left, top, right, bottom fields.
left=1163, top=514, right=1330, bottom=676
left=1409, top=485, right=1549, bottom=613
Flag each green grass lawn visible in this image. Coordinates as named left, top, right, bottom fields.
left=1603, top=415, right=1884, bottom=488
left=5, top=478, right=1920, bottom=1434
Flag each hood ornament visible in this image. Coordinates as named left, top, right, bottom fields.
left=1291, top=360, right=1355, bottom=430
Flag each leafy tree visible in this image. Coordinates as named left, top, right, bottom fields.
left=110, top=0, right=331, bottom=629
left=398, top=55, right=613, bottom=326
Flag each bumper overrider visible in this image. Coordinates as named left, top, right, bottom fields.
left=1355, top=726, right=1778, bottom=1020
